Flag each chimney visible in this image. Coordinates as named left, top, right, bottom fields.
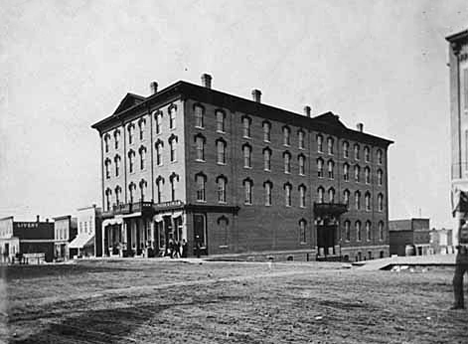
left=150, top=81, right=158, bottom=95
left=304, top=105, right=311, bottom=117
left=251, top=89, right=262, bottom=103
left=201, top=73, right=212, bottom=89
left=356, top=123, right=364, bottom=132
left=36, top=215, right=40, bottom=222
left=46, top=218, right=49, bottom=223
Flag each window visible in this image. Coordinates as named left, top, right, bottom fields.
left=128, top=124, right=135, bottom=145
left=354, top=165, right=360, bottom=182
left=298, top=154, right=305, bottom=175
left=194, top=104, right=204, bottom=128
left=356, top=221, right=362, bottom=241
left=128, top=182, right=136, bottom=203
left=354, top=191, right=361, bottom=210
left=243, top=144, right=252, bottom=168
left=343, top=141, right=349, bottom=158
left=284, top=151, right=291, bottom=173
left=364, top=167, right=370, bottom=184
left=128, top=150, right=135, bottom=173
left=317, top=187, right=324, bottom=203
left=377, top=169, right=383, bottom=186
left=343, top=189, right=350, bottom=206
left=377, top=149, right=383, bottom=164
left=264, top=181, right=273, bottom=206
left=170, top=173, right=179, bottom=201
left=114, top=130, right=120, bottom=150
left=379, top=221, right=384, bottom=241
left=299, top=185, right=306, bottom=208
left=365, top=192, right=371, bottom=211
left=284, top=183, right=292, bottom=207
left=218, top=216, right=229, bottom=247
left=317, top=158, right=324, bottom=178
left=317, top=134, right=323, bottom=152
left=114, top=155, right=121, bottom=177
left=193, top=214, right=207, bottom=249
left=115, top=186, right=121, bottom=205
left=196, top=173, right=206, bottom=202
left=216, top=110, right=225, bottom=132
left=354, top=144, right=360, bottom=160
left=169, top=135, right=177, bottom=162
left=364, top=146, right=370, bottom=162
left=195, top=135, right=205, bottom=161
left=105, top=158, right=111, bottom=179
left=343, top=163, right=349, bottom=181
left=283, top=126, right=291, bottom=146
left=105, top=188, right=112, bottom=211
left=366, top=221, right=371, bottom=241
left=344, top=220, right=351, bottom=241
left=217, top=176, right=227, bottom=203
left=104, top=134, right=110, bottom=153
left=138, top=119, right=146, bottom=140
left=242, top=116, right=251, bottom=138
left=155, top=111, right=162, bottom=134
left=139, top=179, right=147, bottom=201
left=244, top=179, right=253, bottom=205
left=169, top=105, right=177, bottom=129
left=155, top=140, right=163, bottom=165
left=299, top=219, right=307, bottom=243
left=155, top=176, right=164, bottom=203
left=139, top=146, right=147, bottom=170
left=378, top=193, right=384, bottom=212
left=263, top=121, right=271, bottom=142
left=328, top=160, right=334, bottom=179
left=263, top=148, right=272, bottom=171
left=327, top=137, right=334, bottom=155
left=328, top=187, right=335, bottom=203
left=216, top=139, right=226, bottom=164
left=298, top=130, right=305, bottom=149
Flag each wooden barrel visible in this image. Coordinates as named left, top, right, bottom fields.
left=405, top=244, right=416, bottom=256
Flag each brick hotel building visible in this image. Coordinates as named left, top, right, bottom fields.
left=92, top=74, right=393, bottom=261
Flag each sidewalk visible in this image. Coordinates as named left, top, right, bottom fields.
left=356, top=254, right=456, bottom=271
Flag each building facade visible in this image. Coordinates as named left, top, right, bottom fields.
left=430, top=227, right=454, bottom=255
left=53, top=215, right=77, bottom=261
left=92, top=75, right=393, bottom=261
left=69, top=205, right=102, bottom=257
left=389, top=218, right=431, bottom=256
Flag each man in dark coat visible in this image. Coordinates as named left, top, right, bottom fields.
left=452, top=219, right=468, bottom=309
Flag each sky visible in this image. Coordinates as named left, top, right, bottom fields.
left=0, top=0, right=467, bottom=228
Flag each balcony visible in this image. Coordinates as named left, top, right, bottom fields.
left=314, top=202, right=348, bottom=216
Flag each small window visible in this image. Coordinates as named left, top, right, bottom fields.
left=343, top=189, right=350, bottom=206
left=155, top=176, right=164, bottom=203
left=317, top=158, right=324, bottom=178
left=263, top=148, right=272, bottom=171
left=364, top=146, right=370, bottom=162
left=264, top=181, right=273, bottom=206
left=377, top=149, right=383, bottom=164
left=217, top=176, right=227, bottom=203
left=354, top=144, right=360, bottom=160
left=343, top=141, right=349, bottom=158
left=170, top=173, right=179, bottom=201
left=377, top=169, right=383, bottom=186
left=298, top=154, right=305, bottom=175
left=155, top=140, right=163, bottom=165
left=284, top=183, right=292, bottom=207
left=356, top=221, right=362, bottom=242
left=242, top=116, right=251, bottom=138
left=169, top=135, right=178, bottom=162
left=263, top=121, right=271, bottom=142
left=355, top=191, right=361, bottom=210
left=343, top=163, right=349, bottom=181
left=327, top=137, right=334, bottom=155
left=105, top=158, right=111, bottom=179
left=354, top=165, right=360, bottom=182
left=139, top=179, right=147, bottom=201
left=284, top=151, right=291, bottom=174
left=365, top=192, right=371, bottom=211
left=366, top=221, right=372, bottom=241
left=379, top=221, right=384, bottom=241
left=344, top=220, right=351, bottom=241
left=195, top=135, right=205, bottom=161
left=244, top=179, right=253, bottom=205
left=328, top=160, right=334, bottom=179
left=194, top=104, right=204, bottom=128
left=298, top=130, right=305, bottom=149
left=128, top=124, right=135, bottom=144
left=299, top=219, right=307, bottom=243
left=328, top=187, right=335, bottom=203
left=317, top=187, right=324, bottom=203
left=299, top=185, right=306, bottom=208
left=378, top=193, right=384, bottom=212
left=217, top=139, right=226, bottom=164
left=317, top=134, right=323, bottom=152
left=104, top=134, right=111, bottom=153
left=114, top=155, right=121, bottom=177
left=364, top=167, right=370, bottom=184
left=155, top=111, right=163, bottom=134
left=138, top=119, right=146, bottom=140
left=243, top=144, right=252, bottom=168
left=139, top=146, right=147, bottom=170
left=114, top=130, right=120, bottom=149
left=283, top=126, right=291, bottom=146
left=196, top=174, right=206, bottom=202
left=169, top=105, right=177, bottom=129
left=216, top=110, right=225, bottom=132
left=128, top=150, right=135, bottom=173
left=128, top=182, right=136, bottom=203
left=105, top=188, right=112, bottom=211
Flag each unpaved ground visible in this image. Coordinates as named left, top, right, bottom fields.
left=1, top=259, right=467, bottom=344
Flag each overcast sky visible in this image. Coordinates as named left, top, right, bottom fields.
left=0, top=0, right=467, bottom=228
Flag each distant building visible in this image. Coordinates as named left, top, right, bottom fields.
left=53, top=215, right=77, bottom=260
left=0, top=215, right=55, bottom=262
left=430, top=227, right=454, bottom=254
left=69, top=205, right=102, bottom=257
left=389, top=218, right=431, bottom=256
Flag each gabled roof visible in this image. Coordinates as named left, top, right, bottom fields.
left=446, top=28, right=468, bottom=42
left=312, top=112, right=348, bottom=129
left=112, top=93, right=146, bottom=115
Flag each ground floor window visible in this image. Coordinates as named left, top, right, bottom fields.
left=194, top=213, right=207, bottom=249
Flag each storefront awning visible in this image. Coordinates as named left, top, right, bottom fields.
left=103, top=218, right=123, bottom=226
left=69, top=233, right=94, bottom=249
left=172, top=211, right=183, bottom=219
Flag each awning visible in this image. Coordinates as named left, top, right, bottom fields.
left=154, top=214, right=163, bottom=222
left=103, top=218, right=123, bottom=226
left=69, top=234, right=94, bottom=249
left=172, top=211, right=183, bottom=219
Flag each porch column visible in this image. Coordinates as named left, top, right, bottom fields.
left=101, top=222, right=106, bottom=257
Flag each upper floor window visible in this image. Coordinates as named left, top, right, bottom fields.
left=243, top=178, right=253, bottom=205
left=114, top=155, right=121, bottom=177
left=356, top=221, right=362, bottom=241
left=216, top=110, right=225, bottom=132
left=298, top=154, right=305, bottom=175
left=354, top=165, right=360, bottom=182
left=317, top=134, right=323, bottom=152
left=139, top=146, right=147, bottom=170
left=139, top=179, right=147, bottom=201
left=379, top=221, right=384, bottom=241
left=263, top=147, right=272, bottom=171
left=105, top=188, right=112, bottom=211
left=327, top=137, right=334, bottom=155
left=284, top=183, right=292, bottom=207
left=328, top=187, right=335, bottom=203
left=264, top=181, right=273, bottom=206
left=354, top=191, right=361, bottom=210
left=317, top=158, right=324, bottom=178
left=169, top=173, right=179, bottom=201
left=242, top=116, right=251, bottom=138
left=344, top=220, right=351, bottom=241
left=155, top=176, right=164, bottom=203
left=283, top=126, right=291, bottom=146
left=299, top=219, right=307, bottom=244
left=327, top=160, right=334, bottom=179
left=127, top=123, right=135, bottom=145
left=299, top=185, right=306, bottom=208
left=169, top=105, right=177, bottom=129
left=365, top=192, right=371, bottom=211
left=104, top=134, right=111, bottom=153
left=138, top=118, right=146, bottom=140
left=317, top=187, right=325, bottom=203
left=128, top=150, right=135, bottom=173
left=243, top=144, right=252, bottom=168
left=354, top=144, right=360, bottom=160
left=377, top=169, right=383, bottom=186
left=284, top=151, right=291, bottom=174
left=343, top=189, right=350, bottom=206
left=114, top=130, right=120, bottom=150
left=194, top=104, right=204, bottom=128
left=105, top=158, right=111, bottom=179
left=364, top=166, right=371, bottom=184
left=169, top=135, right=178, bottom=162
left=343, top=141, right=349, bottom=158
left=377, top=149, right=383, bottom=164
left=155, top=140, right=163, bottom=165
left=343, top=163, right=349, bottom=181
left=196, top=173, right=206, bottom=202
left=115, top=186, right=122, bottom=205
left=298, top=130, right=305, bottom=149
left=217, top=176, right=227, bottom=203
left=154, top=111, right=162, bottom=134
left=128, top=182, right=136, bottom=203
left=216, top=139, right=226, bottom=164
left=195, top=135, right=205, bottom=161
left=364, top=146, right=370, bottom=162
left=263, top=121, right=271, bottom=142
left=366, top=221, right=372, bottom=241
left=378, top=193, right=384, bottom=212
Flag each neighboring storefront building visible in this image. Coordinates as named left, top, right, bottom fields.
left=69, top=205, right=102, bottom=258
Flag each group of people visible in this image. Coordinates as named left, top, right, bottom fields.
left=164, top=238, right=188, bottom=258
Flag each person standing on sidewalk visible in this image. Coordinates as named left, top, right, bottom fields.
left=452, top=219, right=468, bottom=309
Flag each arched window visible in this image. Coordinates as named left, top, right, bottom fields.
left=355, top=191, right=361, bottom=210
left=217, top=176, right=227, bottom=203
left=378, top=193, right=384, bottom=212
left=298, top=130, right=305, bottom=149
left=194, top=104, right=204, bottom=128
left=128, top=150, right=135, bottom=173
left=364, top=146, right=370, bottom=162
left=263, top=121, right=271, bottom=142
left=155, top=140, right=163, bottom=165
left=154, top=110, right=163, bottom=134
left=243, top=178, right=253, bottom=205
left=105, top=158, right=111, bottom=179
left=354, top=144, right=360, bottom=160
left=354, top=165, right=360, bottom=182
left=139, top=146, right=147, bottom=170
left=127, top=123, right=135, bottom=145
left=169, top=134, right=178, bottom=162
left=169, top=104, right=177, bottom=129
left=344, top=220, right=351, bottom=241
left=105, top=188, right=112, bottom=211
left=356, top=221, right=362, bottom=241
left=195, top=134, right=205, bottom=161
left=377, top=149, right=383, bottom=164
left=343, top=141, right=349, bottom=158
left=327, top=137, right=334, bottom=155
left=299, top=184, right=306, bottom=208
left=104, top=133, right=111, bottom=153
left=379, top=221, right=385, bottom=241
left=242, top=116, right=252, bottom=138
left=317, top=187, right=325, bottom=203
left=366, top=221, right=372, bottom=241
left=299, top=219, right=307, bottom=243
left=343, top=163, right=349, bottom=181
left=283, top=126, right=291, bottom=146
left=169, top=173, right=179, bottom=201
left=195, top=173, right=207, bottom=202
left=216, top=139, right=226, bottom=164
left=364, top=166, right=371, bottom=184
left=139, top=179, right=147, bottom=201
left=114, top=130, right=120, bottom=149
left=317, top=158, right=324, bottom=178
left=155, top=176, right=165, bottom=203
left=377, top=169, right=383, bottom=186
left=264, top=181, right=273, bottom=206
left=115, top=186, right=122, bottom=205
left=216, top=110, right=225, bottom=132
left=138, top=118, right=146, bottom=140
left=263, top=147, right=272, bottom=171
left=327, top=160, right=334, bottom=179
left=328, top=187, right=335, bottom=203
left=114, top=155, right=121, bottom=177
left=284, top=183, right=292, bottom=207
left=316, top=134, right=323, bottom=152
left=343, top=189, right=350, bottom=205
left=298, top=154, right=305, bottom=175
left=128, top=182, right=136, bottom=203
left=284, top=151, right=291, bottom=173
left=365, top=192, right=371, bottom=211
left=243, top=144, right=252, bottom=168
